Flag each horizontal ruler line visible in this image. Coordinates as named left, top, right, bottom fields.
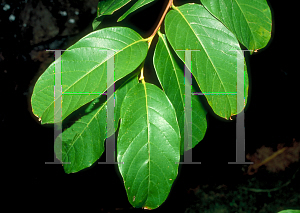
left=62, top=92, right=238, bottom=95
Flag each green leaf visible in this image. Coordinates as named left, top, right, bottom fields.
left=153, top=31, right=207, bottom=155
left=118, top=0, right=156, bottom=22
left=165, top=4, right=249, bottom=119
left=117, top=82, right=181, bottom=209
left=201, top=0, right=272, bottom=52
left=277, top=210, right=300, bottom=213
left=112, top=72, right=140, bottom=137
left=92, top=16, right=104, bottom=31
left=92, top=0, right=133, bottom=30
left=31, top=27, right=148, bottom=124
left=54, top=74, right=139, bottom=174
left=97, top=0, right=132, bottom=16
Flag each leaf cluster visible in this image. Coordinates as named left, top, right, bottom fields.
left=31, top=0, right=272, bottom=209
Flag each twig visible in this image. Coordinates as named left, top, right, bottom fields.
left=149, top=0, right=173, bottom=39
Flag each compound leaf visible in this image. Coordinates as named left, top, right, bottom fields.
left=117, top=82, right=180, bottom=209
left=31, top=27, right=148, bottom=124
left=153, top=31, right=207, bottom=155
left=201, top=0, right=272, bottom=52
left=118, top=0, right=156, bottom=22
left=165, top=4, right=249, bottom=119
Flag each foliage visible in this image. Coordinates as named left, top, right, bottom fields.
left=31, top=0, right=272, bottom=209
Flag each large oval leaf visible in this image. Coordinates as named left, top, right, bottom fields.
left=117, top=82, right=180, bottom=209
left=54, top=74, right=139, bottom=174
left=165, top=4, right=249, bottom=119
left=31, top=27, right=148, bottom=124
left=153, top=31, right=207, bottom=155
left=201, top=0, right=272, bottom=52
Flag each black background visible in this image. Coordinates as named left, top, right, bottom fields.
left=1, top=0, right=299, bottom=211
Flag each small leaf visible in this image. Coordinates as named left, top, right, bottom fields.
left=165, top=4, right=249, bottom=119
left=92, top=16, right=104, bottom=31
left=97, top=0, right=132, bottom=16
left=153, top=31, right=207, bottom=155
left=93, top=0, right=132, bottom=30
left=201, top=0, right=272, bottom=52
left=277, top=211, right=300, bottom=213
left=31, top=27, right=148, bottom=124
left=118, top=0, right=156, bottom=22
left=117, top=82, right=181, bottom=209
left=54, top=74, right=139, bottom=174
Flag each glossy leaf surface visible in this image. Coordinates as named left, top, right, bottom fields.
left=31, top=27, right=148, bottom=124
left=117, top=82, right=180, bottom=209
left=165, top=4, right=249, bottom=119
left=118, top=0, right=156, bottom=22
left=153, top=31, right=207, bottom=155
left=201, top=0, right=272, bottom=52
left=54, top=75, right=139, bottom=174
left=54, top=97, right=107, bottom=174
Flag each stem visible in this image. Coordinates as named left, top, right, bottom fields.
left=138, top=58, right=147, bottom=81
left=253, top=147, right=288, bottom=170
left=149, top=0, right=173, bottom=39
left=139, top=67, right=145, bottom=81
left=247, top=146, right=288, bottom=175
left=140, top=0, right=173, bottom=82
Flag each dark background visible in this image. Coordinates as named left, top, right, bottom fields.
left=1, top=0, right=299, bottom=212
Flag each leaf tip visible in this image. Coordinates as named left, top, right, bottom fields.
left=117, top=17, right=124, bottom=22
left=143, top=206, right=152, bottom=210
left=34, top=113, right=42, bottom=122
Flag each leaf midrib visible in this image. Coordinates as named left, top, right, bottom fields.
left=158, top=32, right=184, bottom=113
left=174, top=6, right=227, bottom=93
left=43, top=36, right=147, bottom=121
left=142, top=81, right=151, bottom=202
left=64, top=75, right=139, bottom=166
left=63, top=38, right=145, bottom=95
left=232, top=0, right=256, bottom=48
left=64, top=98, right=106, bottom=158
left=173, top=5, right=232, bottom=110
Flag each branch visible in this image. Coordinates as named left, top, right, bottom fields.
left=149, top=0, right=173, bottom=39
left=141, top=0, right=173, bottom=81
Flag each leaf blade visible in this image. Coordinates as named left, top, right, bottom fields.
left=118, top=0, right=156, bottom=22
left=201, top=0, right=272, bottom=52
left=153, top=31, right=207, bottom=155
left=54, top=74, right=139, bottom=173
left=117, top=82, right=180, bottom=209
left=98, top=0, right=132, bottom=16
left=31, top=27, right=148, bottom=124
left=165, top=4, right=249, bottom=119
left=93, top=0, right=133, bottom=30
